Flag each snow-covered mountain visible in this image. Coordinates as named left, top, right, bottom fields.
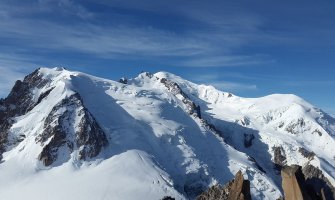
left=0, top=67, right=334, bottom=200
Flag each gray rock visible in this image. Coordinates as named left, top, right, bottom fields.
left=119, top=77, right=128, bottom=84
left=37, top=93, right=108, bottom=166
left=272, top=146, right=287, bottom=171
left=298, top=147, right=315, bottom=160
left=0, top=68, right=51, bottom=160
left=196, top=171, right=251, bottom=200
left=281, top=164, right=335, bottom=200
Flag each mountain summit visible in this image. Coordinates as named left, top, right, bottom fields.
left=0, top=67, right=334, bottom=199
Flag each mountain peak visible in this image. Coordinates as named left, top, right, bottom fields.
left=37, top=67, right=76, bottom=80
left=154, top=71, right=180, bottom=79
left=0, top=67, right=335, bottom=200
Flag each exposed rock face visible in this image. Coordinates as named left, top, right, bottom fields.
left=119, top=77, right=128, bottom=84
left=159, top=77, right=226, bottom=140
left=0, top=69, right=51, bottom=160
left=298, top=147, right=315, bottom=160
left=228, top=171, right=252, bottom=200
left=196, top=184, right=230, bottom=200
left=285, top=118, right=306, bottom=135
left=281, top=165, right=335, bottom=200
left=302, top=165, right=335, bottom=200
left=196, top=171, right=251, bottom=200
left=281, top=165, right=310, bottom=200
left=161, top=196, right=175, bottom=200
left=0, top=68, right=108, bottom=166
left=284, top=118, right=320, bottom=136
left=273, top=146, right=287, bottom=171
left=160, top=78, right=201, bottom=119
left=37, top=93, right=108, bottom=166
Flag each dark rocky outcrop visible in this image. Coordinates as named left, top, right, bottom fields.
left=196, top=184, right=230, bottom=200
left=281, top=165, right=335, bottom=200
left=273, top=146, right=287, bottom=172
left=312, top=129, right=323, bottom=136
left=161, top=196, right=175, bottom=200
left=302, top=165, right=335, bottom=200
left=237, top=117, right=250, bottom=127
left=1, top=68, right=108, bottom=166
left=278, top=122, right=285, bottom=129
left=35, top=87, right=55, bottom=106
left=159, top=77, right=226, bottom=141
left=37, top=93, right=108, bottom=166
left=285, top=118, right=306, bottom=135
left=160, top=78, right=201, bottom=119
left=196, top=171, right=251, bottom=200
left=119, top=77, right=128, bottom=84
left=0, top=68, right=51, bottom=160
left=143, top=71, right=153, bottom=78
left=298, top=147, right=315, bottom=160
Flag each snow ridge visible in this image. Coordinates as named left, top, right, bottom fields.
left=0, top=67, right=334, bottom=200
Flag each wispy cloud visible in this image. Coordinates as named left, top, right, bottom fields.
left=189, top=73, right=257, bottom=92
left=283, top=80, right=335, bottom=87
left=178, top=55, right=274, bottom=67
left=0, top=0, right=277, bottom=68
left=208, top=81, right=257, bottom=91
left=1, top=0, right=334, bottom=70
left=37, top=0, right=93, bottom=19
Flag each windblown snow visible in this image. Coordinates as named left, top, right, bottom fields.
left=0, top=67, right=334, bottom=200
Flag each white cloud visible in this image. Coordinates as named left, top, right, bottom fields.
left=283, top=80, right=335, bottom=87
left=189, top=73, right=257, bottom=93
left=209, top=81, right=257, bottom=92
left=178, top=55, right=274, bottom=67
left=0, top=0, right=274, bottom=67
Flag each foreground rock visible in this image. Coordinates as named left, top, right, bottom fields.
left=196, top=171, right=251, bottom=200
left=281, top=165, right=310, bottom=200
left=281, top=165, right=335, bottom=200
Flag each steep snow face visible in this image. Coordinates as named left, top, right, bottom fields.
left=0, top=68, right=334, bottom=200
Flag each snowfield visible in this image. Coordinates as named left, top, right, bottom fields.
left=0, top=67, right=334, bottom=200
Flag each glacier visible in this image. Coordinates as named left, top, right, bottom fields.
left=0, top=67, right=334, bottom=200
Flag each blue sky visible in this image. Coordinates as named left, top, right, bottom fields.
left=0, top=0, right=334, bottom=116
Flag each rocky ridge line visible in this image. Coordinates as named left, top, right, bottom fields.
left=0, top=68, right=108, bottom=166
left=0, top=69, right=49, bottom=160
left=37, top=93, right=108, bottom=166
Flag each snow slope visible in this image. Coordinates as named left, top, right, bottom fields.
left=0, top=67, right=334, bottom=200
